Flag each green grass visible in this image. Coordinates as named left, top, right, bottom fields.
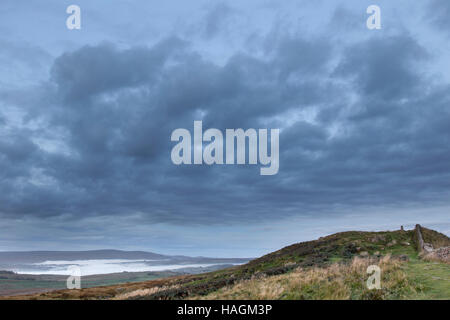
left=405, top=258, right=450, bottom=299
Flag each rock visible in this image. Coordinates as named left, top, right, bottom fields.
left=398, top=254, right=409, bottom=261
left=374, top=251, right=380, bottom=256
left=360, top=251, right=369, bottom=257
left=430, top=246, right=450, bottom=262
left=284, top=262, right=296, bottom=267
left=370, top=235, right=386, bottom=243
left=387, top=240, right=397, bottom=247
left=423, top=243, right=434, bottom=253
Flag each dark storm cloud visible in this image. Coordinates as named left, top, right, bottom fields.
left=1, top=20, right=450, bottom=226
left=427, top=0, right=450, bottom=33
left=51, top=37, right=187, bottom=100
left=334, top=35, right=428, bottom=100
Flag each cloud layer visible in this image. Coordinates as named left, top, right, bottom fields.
left=0, top=0, right=449, bottom=253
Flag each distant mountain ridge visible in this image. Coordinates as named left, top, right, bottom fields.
left=0, top=249, right=249, bottom=264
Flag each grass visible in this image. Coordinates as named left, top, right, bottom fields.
left=405, top=258, right=450, bottom=300
left=191, top=255, right=419, bottom=300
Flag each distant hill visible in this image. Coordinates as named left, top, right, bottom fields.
left=0, top=249, right=249, bottom=264
left=0, top=250, right=166, bottom=264
left=3, top=224, right=449, bottom=300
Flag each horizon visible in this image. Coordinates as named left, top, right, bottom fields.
left=1, top=219, right=448, bottom=258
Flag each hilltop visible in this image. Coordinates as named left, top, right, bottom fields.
left=4, top=225, right=449, bottom=300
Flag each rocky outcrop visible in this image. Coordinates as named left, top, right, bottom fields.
left=423, top=246, right=450, bottom=263
left=415, top=224, right=450, bottom=263
left=414, top=224, right=427, bottom=252
left=423, top=243, right=434, bottom=253
left=433, top=247, right=450, bottom=262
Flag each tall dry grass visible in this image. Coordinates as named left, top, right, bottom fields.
left=192, top=255, right=418, bottom=300
left=113, top=284, right=181, bottom=300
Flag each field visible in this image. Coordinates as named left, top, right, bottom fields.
left=0, top=270, right=180, bottom=296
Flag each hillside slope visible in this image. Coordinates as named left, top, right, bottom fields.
left=4, top=225, right=449, bottom=300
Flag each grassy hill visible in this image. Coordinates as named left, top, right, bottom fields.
left=4, top=225, right=449, bottom=300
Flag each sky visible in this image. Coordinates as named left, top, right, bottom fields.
left=0, top=0, right=449, bottom=257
